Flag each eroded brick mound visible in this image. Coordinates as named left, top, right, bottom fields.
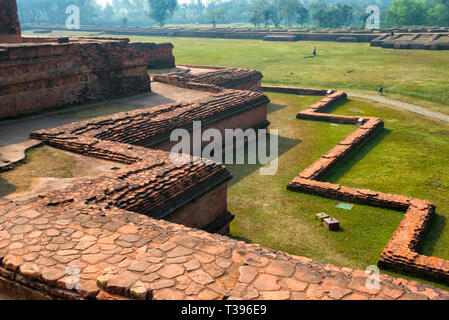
left=260, top=85, right=449, bottom=285
left=153, top=67, right=264, bottom=93
left=0, top=0, right=21, bottom=43
left=31, top=89, right=270, bottom=151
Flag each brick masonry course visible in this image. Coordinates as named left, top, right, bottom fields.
left=153, top=67, right=264, bottom=93
left=261, top=85, right=449, bottom=285
left=0, top=38, right=151, bottom=119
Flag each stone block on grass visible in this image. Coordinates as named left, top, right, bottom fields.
left=323, top=218, right=340, bottom=231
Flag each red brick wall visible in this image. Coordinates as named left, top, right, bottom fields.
left=131, top=42, right=175, bottom=69
left=0, top=0, right=21, bottom=43
left=0, top=40, right=151, bottom=119
left=155, top=103, right=269, bottom=153
left=166, top=183, right=228, bottom=232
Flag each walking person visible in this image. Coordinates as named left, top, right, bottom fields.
left=378, top=84, right=383, bottom=95
left=312, top=46, right=317, bottom=57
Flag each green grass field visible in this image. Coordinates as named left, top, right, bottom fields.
left=24, top=30, right=449, bottom=114
left=17, top=30, right=449, bottom=288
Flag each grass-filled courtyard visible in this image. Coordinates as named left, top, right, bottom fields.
left=227, top=92, right=449, bottom=289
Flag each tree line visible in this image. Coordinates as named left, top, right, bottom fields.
left=16, top=0, right=449, bottom=28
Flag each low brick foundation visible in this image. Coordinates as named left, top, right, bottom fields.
left=371, top=33, right=449, bottom=50
left=262, top=85, right=449, bottom=284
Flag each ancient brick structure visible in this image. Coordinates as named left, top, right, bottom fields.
left=0, top=0, right=21, bottom=43
left=153, top=67, right=263, bottom=93
left=371, top=33, right=449, bottom=50
left=131, top=42, right=175, bottom=69
left=2, top=70, right=448, bottom=299
left=0, top=37, right=151, bottom=119
left=261, top=85, right=449, bottom=284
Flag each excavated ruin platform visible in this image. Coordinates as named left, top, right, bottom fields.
left=259, top=85, right=449, bottom=286
left=1, top=82, right=448, bottom=299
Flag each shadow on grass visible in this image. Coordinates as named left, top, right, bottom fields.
left=226, top=134, right=302, bottom=187
left=418, top=213, right=447, bottom=257
left=0, top=176, right=16, bottom=198
left=231, top=235, right=254, bottom=244
left=267, top=103, right=287, bottom=114
left=325, top=128, right=392, bottom=183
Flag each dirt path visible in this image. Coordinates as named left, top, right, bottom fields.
left=348, top=92, right=449, bottom=124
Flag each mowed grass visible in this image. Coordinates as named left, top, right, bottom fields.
left=227, top=92, right=449, bottom=289
left=0, top=147, right=77, bottom=197
left=25, top=30, right=449, bottom=113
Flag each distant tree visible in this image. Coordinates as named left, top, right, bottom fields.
left=386, top=0, right=426, bottom=26
left=427, top=0, right=449, bottom=26
left=148, top=0, right=178, bottom=26
left=247, top=0, right=271, bottom=27
left=268, top=0, right=284, bottom=27
left=204, top=7, right=226, bottom=28
left=122, top=14, right=128, bottom=27
left=310, top=0, right=353, bottom=28
left=296, top=2, right=310, bottom=27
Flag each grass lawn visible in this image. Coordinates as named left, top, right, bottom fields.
left=0, top=147, right=77, bottom=197
left=24, top=30, right=449, bottom=114
left=227, top=92, right=449, bottom=289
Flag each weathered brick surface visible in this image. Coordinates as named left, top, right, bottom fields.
left=153, top=67, right=263, bottom=93
left=0, top=0, right=21, bottom=43
left=269, top=85, right=449, bottom=284
left=0, top=38, right=150, bottom=119
left=131, top=42, right=175, bottom=69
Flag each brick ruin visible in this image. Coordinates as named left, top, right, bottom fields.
left=130, top=42, right=175, bottom=69
left=1, top=0, right=449, bottom=300
left=261, top=85, right=449, bottom=284
left=0, top=0, right=177, bottom=119
left=0, top=79, right=449, bottom=300
left=153, top=66, right=263, bottom=93
left=371, top=33, right=449, bottom=50
left=0, top=0, right=21, bottom=43
left=0, top=37, right=151, bottom=119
